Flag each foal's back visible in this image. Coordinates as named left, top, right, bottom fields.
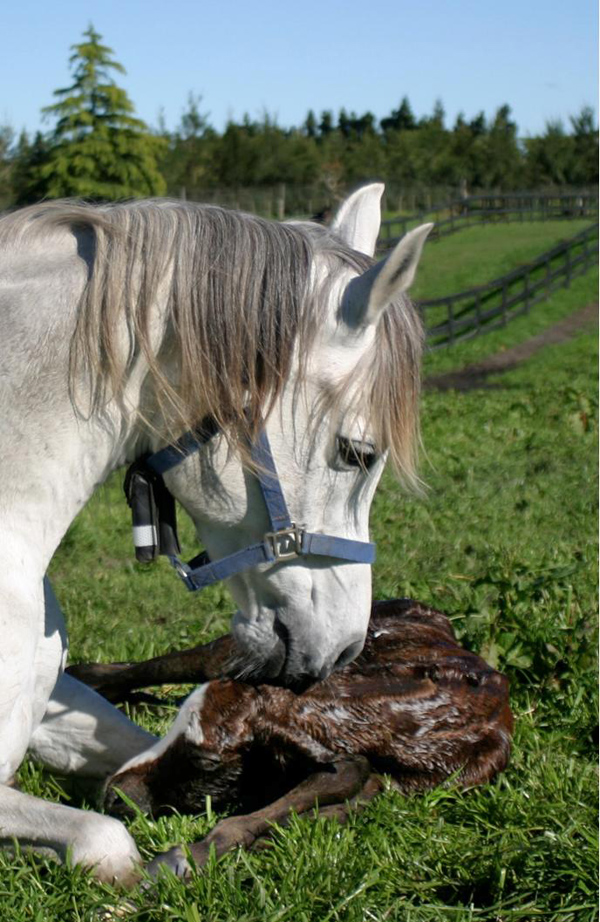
left=257, top=598, right=513, bottom=792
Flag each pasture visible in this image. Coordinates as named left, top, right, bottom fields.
left=2, top=224, right=598, bottom=921
left=410, top=220, right=594, bottom=300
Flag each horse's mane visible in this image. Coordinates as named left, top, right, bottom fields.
left=0, top=200, right=423, bottom=486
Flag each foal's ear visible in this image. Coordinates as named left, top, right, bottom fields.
left=342, top=223, right=434, bottom=328
left=331, top=183, right=384, bottom=257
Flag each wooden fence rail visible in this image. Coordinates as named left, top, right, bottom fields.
left=379, top=192, right=599, bottom=249
left=416, top=223, right=598, bottom=350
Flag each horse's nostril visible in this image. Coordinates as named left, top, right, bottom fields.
left=267, top=623, right=364, bottom=686
left=334, top=639, right=364, bottom=671
left=273, top=616, right=291, bottom=652
left=263, top=616, right=290, bottom=679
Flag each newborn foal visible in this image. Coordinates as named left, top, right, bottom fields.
left=88, top=600, right=513, bottom=876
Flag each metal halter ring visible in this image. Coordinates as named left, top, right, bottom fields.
left=264, top=524, right=303, bottom=560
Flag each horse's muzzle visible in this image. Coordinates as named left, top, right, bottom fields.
left=232, top=612, right=365, bottom=690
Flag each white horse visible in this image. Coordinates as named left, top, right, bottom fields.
left=0, top=184, right=431, bottom=883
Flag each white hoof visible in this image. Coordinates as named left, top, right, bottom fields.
left=71, top=814, right=142, bottom=886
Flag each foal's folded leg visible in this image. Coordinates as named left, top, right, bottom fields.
left=251, top=772, right=386, bottom=852
left=146, top=755, right=371, bottom=879
left=279, top=772, right=385, bottom=826
left=66, top=634, right=239, bottom=703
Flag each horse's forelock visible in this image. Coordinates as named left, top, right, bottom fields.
left=313, top=236, right=424, bottom=491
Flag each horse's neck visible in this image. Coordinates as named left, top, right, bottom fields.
left=0, top=346, right=142, bottom=576
left=0, top=407, right=132, bottom=576
left=0, top=232, right=162, bottom=576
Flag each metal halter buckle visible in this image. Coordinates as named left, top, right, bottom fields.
left=171, top=557, right=191, bottom=580
left=264, top=524, right=303, bottom=560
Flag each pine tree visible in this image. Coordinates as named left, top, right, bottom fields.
left=12, top=131, right=53, bottom=205
left=381, top=97, right=417, bottom=133
left=0, top=124, right=15, bottom=209
left=569, top=106, right=599, bottom=185
left=31, top=25, right=165, bottom=201
left=303, top=110, right=317, bottom=139
left=319, top=111, right=334, bottom=138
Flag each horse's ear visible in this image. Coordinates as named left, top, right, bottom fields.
left=331, top=184, right=384, bottom=257
left=341, top=223, right=434, bottom=328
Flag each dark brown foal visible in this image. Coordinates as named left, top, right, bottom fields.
left=71, top=599, right=513, bottom=878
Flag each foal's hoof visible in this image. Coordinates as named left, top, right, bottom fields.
left=145, top=846, right=191, bottom=881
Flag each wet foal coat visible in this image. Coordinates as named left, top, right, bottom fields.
left=103, top=599, right=513, bottom=843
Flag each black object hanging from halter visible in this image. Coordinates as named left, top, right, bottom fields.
left=123, top=461, right=181, bottom=563
left=124, top=417, right=219, bottom=563
left=124, top=416, right=375, bottom=592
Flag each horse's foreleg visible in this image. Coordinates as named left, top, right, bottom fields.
left=29, top=672, right=156, bottom=778
left=147, top=756, right=371, bottom=879
left=0, top=784, right=142, bottom=885
left=0, top=574, right=147, bottom=884
left=0, top=575, right=64, bottom=784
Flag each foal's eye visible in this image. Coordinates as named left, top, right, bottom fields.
left=337, top=437, right=378, bottom=471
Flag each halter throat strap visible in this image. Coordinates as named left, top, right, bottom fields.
left=137, top=420, right=375, bottom=592
left=144, top=416, right=220, bottom=475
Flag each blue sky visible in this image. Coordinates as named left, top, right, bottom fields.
left=1, top=0, right=597, bottom=139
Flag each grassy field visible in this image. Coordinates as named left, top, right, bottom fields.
left=416, top=216, right=598, bottom=377
left=410, top=220, right=594, bottom=300
left=2, top=227, right=598, bottom=921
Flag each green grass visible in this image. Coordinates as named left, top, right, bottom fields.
left=422, top=265, right=598, bottom=377
left=2, top=234, right=598, bottom=920
left=411, top=221, right=593, bottom=300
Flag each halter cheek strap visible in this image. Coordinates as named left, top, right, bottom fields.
left=127, top=420, right=375, bottom=593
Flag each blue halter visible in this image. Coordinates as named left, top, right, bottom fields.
left=137, top=421, right=376, bottom=592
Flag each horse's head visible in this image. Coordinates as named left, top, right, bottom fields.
left=161, top=186, right=431, bottom=687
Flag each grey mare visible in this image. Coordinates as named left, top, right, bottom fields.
left=0, top=184, right=431, bottom=882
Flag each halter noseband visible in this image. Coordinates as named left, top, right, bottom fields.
left=124, top=419, right=375, bottom=592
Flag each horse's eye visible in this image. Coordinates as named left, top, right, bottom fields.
left=337, top=437, right=378, bottom=471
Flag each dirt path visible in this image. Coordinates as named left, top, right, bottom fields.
left=425, top=302, right=598, bottom=392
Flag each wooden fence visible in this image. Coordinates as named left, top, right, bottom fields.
left=379, top=191, right=599, bottom=249
left=417, top=222, right=599, bottom=349
left=177, top=183, right=459, bottom=220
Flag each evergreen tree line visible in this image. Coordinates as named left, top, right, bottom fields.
left=0, top=26, right=597, bottom=214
